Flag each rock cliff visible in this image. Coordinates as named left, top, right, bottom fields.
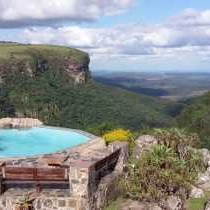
left=0, top=43, right=90, bottom=84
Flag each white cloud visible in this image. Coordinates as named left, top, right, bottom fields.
left=0, top=0, right=133, bottom=27
left=169, top=8, right=210, bottom=27
left=20, top=9, right=210, bottom=70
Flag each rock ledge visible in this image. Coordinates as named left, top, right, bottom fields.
left=0, top=118, right=43, bottom=128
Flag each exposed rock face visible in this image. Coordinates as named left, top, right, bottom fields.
left=200, top=149, right=210, bottom=167
left=133, top=135, right=158, bottom=159
left=197, top=167, right=210, bottom=191
left=205, top=201, right=210, bottom=210
left=190, top=185, right=204, bottom=198
left=0, top=118, right=43, bottom=128
left=166, top=196, right=183, bottom=210
left=118, top=199, right=162, bottom=210
left=61, top=58, right=90, bottom=84
left=0, top=44, right=90, bottom=85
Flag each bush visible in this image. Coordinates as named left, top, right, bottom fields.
left=103, top=129, right=133, bottom=145
left=150, top=128, right=200, bottom=151
left=121, top=145, right=204, bottom=202
left=87, top=122, right=117, bottom=136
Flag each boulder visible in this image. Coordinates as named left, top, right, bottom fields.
left=197, top=168, right=210, bottom=191
left=205, top=201, right=210, bottom=210
left=166, top=196, right=183, bottom=210
left=133, top=135, right=158, bottom=159
left=0, top=118, right=43, bottom=128
left=118, top=199, right=162, bottom=210
left=200, top=149, right=210, bottom=167
left=190, top=185, right=204, bottom=198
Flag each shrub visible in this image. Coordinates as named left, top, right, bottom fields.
left=151, top=128, right=200, bottom=151
left=87, top=122, right=117, bottom=136
left=121, top=145, right=204, bottom=202
left=103, top=129, right=133, bottom=145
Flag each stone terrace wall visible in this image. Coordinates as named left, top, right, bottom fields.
left=0, top=141, right=129, bottom=210
left=69, top=142, right=129, bottom=210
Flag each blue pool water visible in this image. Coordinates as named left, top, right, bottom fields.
left=0, top=127, right=90, bottom=157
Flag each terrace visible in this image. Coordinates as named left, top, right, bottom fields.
left=0, top=119, right=128, bottom=210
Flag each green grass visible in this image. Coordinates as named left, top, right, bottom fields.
left=186, top=192, right=210, bottom=210
left=104, top=198, right=120, bottom=210
left=0, top=42, right=88, bottom=63
left=105, top=194, right=210, bottom=210
left=104, top=201, right=118, bottom=210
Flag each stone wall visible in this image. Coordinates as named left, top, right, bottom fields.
left=0, top=141, right=129, bottom=210
left=0, top=196, right=81, bottom=210
left=68, top=142, right=129, bottom=210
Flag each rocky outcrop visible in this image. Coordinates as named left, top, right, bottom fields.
left=116, top=197, right=183, bottom=210
left=61, top=58, right=89, bottom=84
left=205, top=201, right=210, bottom=210
left=189, top=185, right=204, bottom=198
left=0, top=44, right=90, bottom=85
left=196, top=149, right=210, bottom=191
left=133, top=135, right=158, bottom=159
left=0, top=118, right=43, bottom=128
left=200, top=149, right=210, bottom=167
left=118, top=199, right=162, bottom=210
left=165, top=196, right=183, bottom=210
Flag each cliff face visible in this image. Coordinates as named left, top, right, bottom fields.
left=0, top=43, right=90, bottom=84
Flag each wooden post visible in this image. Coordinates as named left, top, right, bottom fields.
left=33, top=168, right=40, bottom=193
left=0, top=177, right=4, bottom=194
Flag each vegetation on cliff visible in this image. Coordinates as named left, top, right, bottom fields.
left=178, top=92, right=210, bottom=149
left=0, top=43, right=175, bottom=132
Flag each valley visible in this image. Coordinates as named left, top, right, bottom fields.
left=93, top=71, right=210, bottom=101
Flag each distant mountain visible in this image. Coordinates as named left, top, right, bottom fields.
left=0, top=43, right=176, bottom=131
left=93, top=71, right=210, bottom=101
left=94, top=76, right=169, bottom=97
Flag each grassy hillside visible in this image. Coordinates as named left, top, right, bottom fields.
left=0, top=43, right=174, bottom=132
left=0, top=42, right=88, bottom=63
left=178, top=91, right=210, bottom=148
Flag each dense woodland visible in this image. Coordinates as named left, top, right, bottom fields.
left=0, top=66, right=174, bottom=132
left=178, top=92, right=210, bottom=149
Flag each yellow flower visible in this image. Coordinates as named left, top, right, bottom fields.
left=103, top=129, right=132, bottom=144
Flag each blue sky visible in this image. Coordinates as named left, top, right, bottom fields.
left=94, top=0, right=210, bottom=26
left=0, top=0, right=210, bottom=72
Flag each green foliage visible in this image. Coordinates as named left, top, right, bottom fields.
left=178, top=92, right=210, bottom=149
left=87, top=122, right=117, bottom=136
left=151, top=128, right=200, bottom=150
left=186, top=192, right=210, bottom=210
left=121, top=144, right=204, bottom=202
left=0, top=44, right=173, bottom=131
left=0, top=42, right=89, bottom=63
left=104, top=201, right=119, bottom=210
left=15, top=192, right=34, bottom=208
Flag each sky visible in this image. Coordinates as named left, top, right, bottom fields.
left=0, top=0, right=210, bottom=72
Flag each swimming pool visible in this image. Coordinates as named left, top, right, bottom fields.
left=0, top=127, right=90, bottom=157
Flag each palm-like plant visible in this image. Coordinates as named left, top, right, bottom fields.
left=15, top=192, right=34, bottom=210
left=121, top=144, right=203, bottom=202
